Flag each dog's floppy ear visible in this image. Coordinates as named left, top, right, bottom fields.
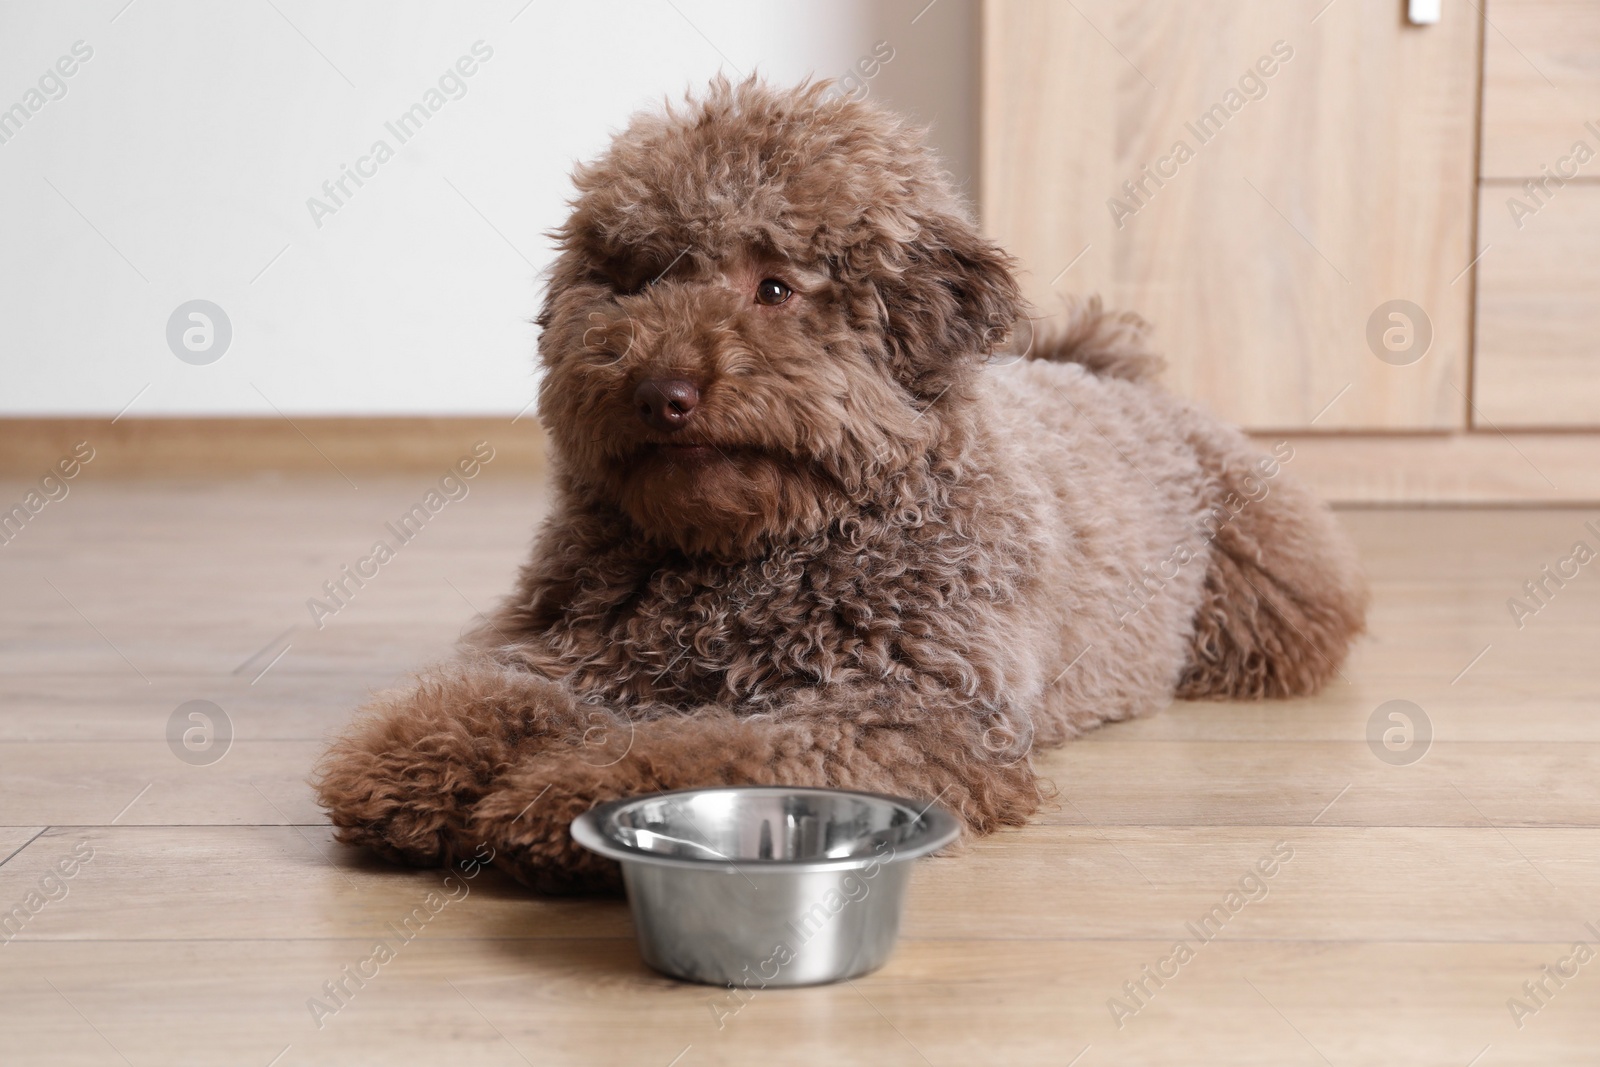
left=869, top=209, right=1024, bottom=397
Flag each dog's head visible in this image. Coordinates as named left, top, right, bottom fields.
left=536, top=77, right=1022, bottom=558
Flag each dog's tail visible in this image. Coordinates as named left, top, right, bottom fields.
left=1016, top=295, right=1165, bottom=383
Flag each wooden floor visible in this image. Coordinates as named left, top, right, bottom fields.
left=3, top=475, right=1599, bottom=1066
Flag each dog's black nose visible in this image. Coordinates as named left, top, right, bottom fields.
left=634, top=378, right=700, bottom=432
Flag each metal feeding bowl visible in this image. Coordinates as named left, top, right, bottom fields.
left=571, top=786, right=960, bottom=987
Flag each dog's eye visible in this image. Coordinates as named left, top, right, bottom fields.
left=755, top=278, right=792, bottom=306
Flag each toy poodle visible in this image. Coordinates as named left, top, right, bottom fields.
left=316, top=78, right=1367, bottom=892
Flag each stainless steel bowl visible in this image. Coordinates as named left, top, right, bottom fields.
left=571, top=786, right=960, bottom=987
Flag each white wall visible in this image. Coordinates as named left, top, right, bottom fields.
left=0, top=0, right=977, bottom=416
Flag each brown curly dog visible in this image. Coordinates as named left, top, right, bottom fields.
left=316, top=78, right=1367, bottom=892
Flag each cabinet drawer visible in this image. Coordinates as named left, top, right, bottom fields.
left=1473, top=184, right=1600, bottom=427
left=1481, top=0, right=1600, bottom=178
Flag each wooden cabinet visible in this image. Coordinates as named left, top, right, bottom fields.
left=982, top=0, right=1481, bottom=432
left=982, top=0, right=1600, bottom=500
left=1474, top=0, right=1600, bottom=428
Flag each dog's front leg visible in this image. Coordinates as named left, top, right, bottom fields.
left=314, top=655, right=594, bottom=871
left=468, top=691, right=1043, bottom=892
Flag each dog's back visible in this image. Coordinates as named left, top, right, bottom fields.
left=989, top=301, right=1368, bottom=706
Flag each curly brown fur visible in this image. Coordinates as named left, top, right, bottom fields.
left=1020, top=294, right=1165, bottom=383
left=316, top=658, right=595, bottom=870
left=1174, top=425, right=1370, bottom=699
left=315, top=77, right=1367, bottom=890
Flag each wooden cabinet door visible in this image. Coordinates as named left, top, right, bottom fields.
left=982, top=0, right=1481, bottom=431
left=1474, top=0, right=1600, bottom=428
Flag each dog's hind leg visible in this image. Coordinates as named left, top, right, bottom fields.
left=313, top=656, right=594, bottom=871
left=1176, top=430, right=1368, bottom=700
left=467, top=691, right=1042, bottom=892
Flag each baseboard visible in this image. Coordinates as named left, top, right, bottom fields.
left=1257, top=432, right=1600, bottom=505
left=0, top=417, right=548, bottom=478
left=2, top=419, right=1596, bottom=503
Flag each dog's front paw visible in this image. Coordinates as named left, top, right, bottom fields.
left=466, top=752, right=662, bottom=893
left=466, top=708, right=786, bottom=891
left=314, top=660, right=591, bottom=869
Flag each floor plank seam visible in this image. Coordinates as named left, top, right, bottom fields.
left=0, top=826, right=49, bottom=869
